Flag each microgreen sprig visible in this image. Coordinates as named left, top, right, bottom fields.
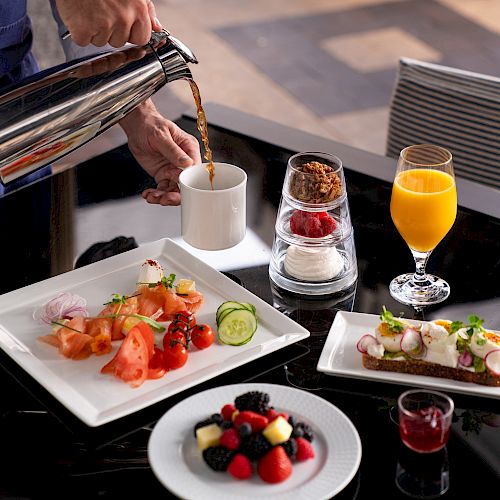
left=137, top=273, right=176, bottom=290
left=380, top=306, right=405, bottom=333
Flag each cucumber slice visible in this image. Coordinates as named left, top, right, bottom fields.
left=218, top=309, right=258, bottom=346
left=215, top=300, right=256, bottom=323
left=216, top=301, right=248, bottom=322
left=217, top=307, right=239, bottom=327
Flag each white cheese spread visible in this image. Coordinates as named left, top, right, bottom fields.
left=284, top=245, right=344, bottom=281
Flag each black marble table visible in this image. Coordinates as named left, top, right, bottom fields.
left=0, top=104, right=498, bottom=499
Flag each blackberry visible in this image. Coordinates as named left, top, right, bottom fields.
left=282, top=439, right=298, bottom=460
left=234, top=391, right=270, bottom=415
left=202, top=446, right=234, bottom=471
left=193, top=417, right=219, bottom=437
left=293, top=422, right=314, bottom=442
left=240, top=433, right=271, bottom=460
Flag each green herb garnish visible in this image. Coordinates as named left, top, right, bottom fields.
left=380, top=306, right=405, bottom=333
left=51, top=320, right=82, bottom=333
left=473, top=355, right=486, bottom=373
left=468, top=315, right=484, bottom=330
left=450, top=321, right=464, bottom=333
left=137, top=273, right=176, bottom=290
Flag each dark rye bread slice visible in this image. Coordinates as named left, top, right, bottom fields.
left=362, top=354, right=500, bottom=387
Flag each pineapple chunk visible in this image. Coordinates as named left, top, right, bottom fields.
left=262, top=416, right=293, bottom=445
left=231, top=410, right=239, bottom=422
left=176, top=279, right=196, bottom=294
left=196, top=424, right=222, bottom=451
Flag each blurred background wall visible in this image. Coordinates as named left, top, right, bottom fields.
left=28, top=0, right=500, bottom=156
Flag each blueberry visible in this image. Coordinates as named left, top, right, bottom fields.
left=288, top=415, right=296, bottom=427
left=239, top=422, right=252, bottom=437
left=293, top=427, right=304, bottom=438
left=211, top=413, right=224, bottom=425
left=221, top=420, right=233, bottom=430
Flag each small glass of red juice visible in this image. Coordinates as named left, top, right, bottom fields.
left=398, top=389, right=454, bottom=453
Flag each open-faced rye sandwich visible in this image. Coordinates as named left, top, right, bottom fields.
left=356, top=307, right=500, bottom=387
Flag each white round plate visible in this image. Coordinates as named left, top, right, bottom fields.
left=148, top=383, right=362, bottom=500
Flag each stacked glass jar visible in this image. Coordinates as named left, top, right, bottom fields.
left=269, top=152, right=358, bottom=295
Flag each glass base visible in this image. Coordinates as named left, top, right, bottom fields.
left=389, top=273, right=450, bottom=306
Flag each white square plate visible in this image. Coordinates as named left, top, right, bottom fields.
left=0, top=239, right=309, bottom=426
left=317, top=311, right=500, bottom=399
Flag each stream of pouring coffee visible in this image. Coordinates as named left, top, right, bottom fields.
left=189, top=80, right=215, bottom=190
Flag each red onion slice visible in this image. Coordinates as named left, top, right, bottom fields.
left=33, top=292, right=89, bottom=324
left=356, top=334, right=380, bottom=354
left=400, top=327, right=426, bottom=358
left=484, top=349, right=500, bottom=376
left=458, top=349, right=473, bottom=367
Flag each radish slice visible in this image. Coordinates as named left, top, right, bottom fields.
left=484, top=349, right=500, bottom=376
left=400, top=328, right=426, bottom=358
left=356, top=334, right=379, bottom=354
left=458, top=349, right=473, bottom=367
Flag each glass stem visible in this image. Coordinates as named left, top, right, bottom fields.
left=410, top=249, right=432, bottom=287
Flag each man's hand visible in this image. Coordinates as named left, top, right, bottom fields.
left=119, top=99, right=202, bottom=206
left=55, top=0, right=162, bottom=48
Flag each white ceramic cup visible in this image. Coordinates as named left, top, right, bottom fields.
left=179, top=162, right=247, bottom=250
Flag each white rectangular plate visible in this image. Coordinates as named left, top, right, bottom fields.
left=317, top=311, right=500, bottom=399
left=0, top=238, right=309, bottom=426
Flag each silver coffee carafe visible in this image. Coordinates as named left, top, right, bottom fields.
left=0, top=30, right=197, bottom=185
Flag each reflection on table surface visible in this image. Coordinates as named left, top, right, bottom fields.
left=0, top=107, right=499, bottom=499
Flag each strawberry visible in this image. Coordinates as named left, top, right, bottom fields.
left=295, top=437, right=315, bottom=461
left=266, top=408, right=279, bottom=422
left=228, top=453, right=253, bottom=479
left=220, top=428, right=241, bottom=451
left=276, top=412, right=289, bottom=422
left=221, top=403, right=236, bottom=421
left=234, top=411, right=269, bottom=432
left=257, top=446, right=292, bottom=483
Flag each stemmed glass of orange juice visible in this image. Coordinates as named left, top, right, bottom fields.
left=390, top=144, right=457, bottom=306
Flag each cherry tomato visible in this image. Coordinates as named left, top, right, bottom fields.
left=191, top=324, right=215, bottom=350
left=167, top=321, right=189, bottom=336
left=163, top=329, right=186, bottom=351
left=163, top=342, right=188, bottom=370
left=148, top=346, right=167, bottom=379
left=172, top=310, right=196, bottom=330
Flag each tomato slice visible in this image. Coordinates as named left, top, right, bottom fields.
left=133, top=321, right=155, bottom=359
left=101, top=329, right=149, bottom=388
left=148, top=346, right=167, bottom=379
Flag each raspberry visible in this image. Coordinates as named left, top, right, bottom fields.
left=221, top=404, right=236, bottom=421
left=290, top=210, right=307, bottom=236
left=303, top=216, right=323, bottom=238
left=320, top=214, right=336, bottom=235
left=220, top=428, right=241, bottom=451
left=295, top=437, right=315, bottom=461
left=266, top=408, right=279, bottom=422
left=228, top=453, right=253, bottom=480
